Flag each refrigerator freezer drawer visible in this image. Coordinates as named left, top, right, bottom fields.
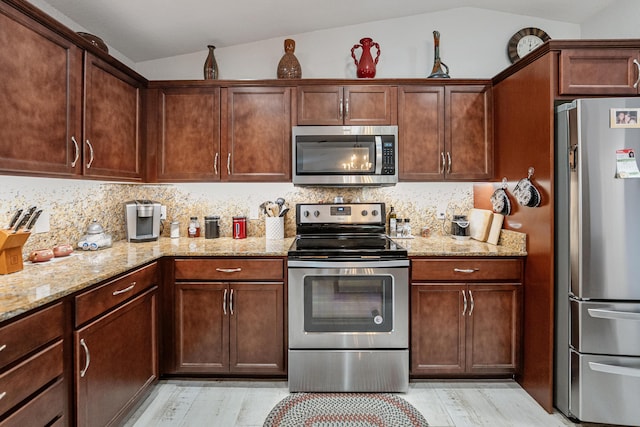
left=571, top=299, right=640, bottom=356
left=571, top=350, right=640, bottom=426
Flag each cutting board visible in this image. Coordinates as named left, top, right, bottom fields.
left=468, top=208, right=493, bottom=242
left=487, top=213, right=504, bottom=245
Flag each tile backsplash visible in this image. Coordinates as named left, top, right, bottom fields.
left=0, top=176, right=473, bottom=256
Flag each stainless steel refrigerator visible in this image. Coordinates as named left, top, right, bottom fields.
left=556, top=98, right=640, bottom=426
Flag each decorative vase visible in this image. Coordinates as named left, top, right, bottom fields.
left=277, top=39, right=302, bottom=79
left=350, top=37, right=380, bottom=78
left=427, top=31, right=450, bottom=78
left=204, top=45, right=218, bottom=80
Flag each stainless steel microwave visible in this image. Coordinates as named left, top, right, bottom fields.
left=292, top=125, right=398, bottom=186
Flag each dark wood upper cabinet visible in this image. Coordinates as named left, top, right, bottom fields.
left=155, top=87, right=221, bottom=182
left=0, top=2, right=82, bottom=177
left=398, top=84, right=493, bottom=181
left=297, top=85, right=396, bottom=125
left=82, top=53, right=143, bottom=181
left=559, top=48, right=640, bottom=95
left=221, top=86, right=292, bottom=182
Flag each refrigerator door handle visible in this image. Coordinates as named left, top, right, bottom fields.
left=589, top=361, right=640, bottom=378
left=588, top=308, right=640, bottom=321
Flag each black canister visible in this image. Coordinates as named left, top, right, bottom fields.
left=204, top=215, right=220, bottom=239
left=450, top=215, right=470, bottom=238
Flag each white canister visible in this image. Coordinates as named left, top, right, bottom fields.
left=265, top=217, right=284, bottom=240
left=170, top=221, right=180, bottom=238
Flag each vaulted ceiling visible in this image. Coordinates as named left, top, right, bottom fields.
left=40, top=0, right=614, bottom=62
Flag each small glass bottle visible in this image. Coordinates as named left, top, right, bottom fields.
left=388, top=206, right=397, bottom=237
left=402, top=218, right=411, bottom=237
left=188, top=216, right=201, bottom=238
left=395, top=218, right=403, bottom=237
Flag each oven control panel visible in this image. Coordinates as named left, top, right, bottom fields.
left=297, top=203, right=384, bottom=224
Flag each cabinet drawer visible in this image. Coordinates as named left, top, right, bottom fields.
left=75, top=262, right=157, bottom=327
left=0, top=377, right=64, bottom=427
left=175, top=258, right=284, bottom=281
left=411, top=258, right=522, bottom=281
left=0, top=303, right=63, bottom=370
left=0, top=340, right=63, bottom=416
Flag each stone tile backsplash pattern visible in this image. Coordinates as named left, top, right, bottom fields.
left=0, top=177, right=473, bottom=257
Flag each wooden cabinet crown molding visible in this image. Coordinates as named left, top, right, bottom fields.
left=148, top=78, right=492, bottom=89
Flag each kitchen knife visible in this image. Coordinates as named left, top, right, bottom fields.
left=12, top=205, right=37, bottom=233
left=23, top=209, right=43, bottom=232
left=5, top=208, right=22, bottom=229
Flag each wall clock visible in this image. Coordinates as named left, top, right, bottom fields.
left=507, top=27, right=551, bottom=63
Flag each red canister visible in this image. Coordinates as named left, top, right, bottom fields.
left=232, top=216, right=247, bottom=239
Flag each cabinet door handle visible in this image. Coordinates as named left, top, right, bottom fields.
left=227, top=153, right=231, bottom=175
left=454, top=268, right=478, bottom=274
left=344, top=98, right=349, bottom=118
left=85, top=139, right=95, bottom=169
left=633, top=59, right=640, bottom=89
left=446, top=152, right=452, bottom=174
left=468, top=290, right=475, bottom=316
left=339, top=98, right=343, bottom=119
left=230, top=289, right=234, bottom=315
left=112, top=282, right=136, bottom=296
left=0, top=344, right=6, bottom=352
left=71, top=136, right=80, bottom=167
left=80, top=338, right=91, bottom=377
left=440, top=152, right=445, bottom=173
left=462, top=290, right=468, bottom=316
left=214, top=152, right=219, bottom=175
left=223, top=288, right=227, bottom=315
left=0, top=392, right=5, bottom=401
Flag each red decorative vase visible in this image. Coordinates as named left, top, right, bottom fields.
left=351, top=37, right=380, bottom=78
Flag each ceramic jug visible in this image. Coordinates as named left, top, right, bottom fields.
left=351, top=37, right=380, bottom=78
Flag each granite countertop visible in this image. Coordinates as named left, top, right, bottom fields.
left=0, top=232, right=526, bottom=323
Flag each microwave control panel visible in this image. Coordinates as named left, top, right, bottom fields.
left=381, top=141, right=395, bottom=175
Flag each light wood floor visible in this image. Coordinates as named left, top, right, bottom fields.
left=122, top=379, right=613, bottom=427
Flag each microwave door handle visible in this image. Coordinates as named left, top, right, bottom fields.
left=374, top=136, right=383, bottom=174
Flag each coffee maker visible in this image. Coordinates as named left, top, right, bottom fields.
left=125, top=200, right=161, bottom=242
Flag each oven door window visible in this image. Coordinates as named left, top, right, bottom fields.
left=296, top=136, right=376, bottom=175
left=303, top=274, right=393, bottom=332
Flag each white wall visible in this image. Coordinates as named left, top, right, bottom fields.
left=136, top=8, right=580, bottom=81
left=580, top=0, right=640, bottom=38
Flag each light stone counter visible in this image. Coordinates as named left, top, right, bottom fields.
left=397, top=229, right=527, bottom=257
left=0, top=231, right=525, bottom=323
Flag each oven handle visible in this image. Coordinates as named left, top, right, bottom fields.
left=288, top=259, right=409, bottom=268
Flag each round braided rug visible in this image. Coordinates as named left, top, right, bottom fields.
left=263, top=393, right=429, bottom=427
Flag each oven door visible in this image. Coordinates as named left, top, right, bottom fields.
left=288, top=259, right=409, bottom=349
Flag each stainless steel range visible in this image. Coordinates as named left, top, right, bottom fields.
left=287, top=202, right=409, bottom=392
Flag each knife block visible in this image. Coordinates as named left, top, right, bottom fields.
left=0, top=229, right=31, bottom=274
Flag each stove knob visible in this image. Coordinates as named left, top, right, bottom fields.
left=313, top=210, right=320, bottom=218
left=303, top=210, right=310, bottom=218
left=361, top=210, right=368, bottom=217
left=372, top=210, right=379, bottom=217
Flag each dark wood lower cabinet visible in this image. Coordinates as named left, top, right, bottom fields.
left=174, top=281, right=285, bottom=375
left=75, top=287, right=157, bottom=427
left=411, top=282, right=521, bottom=376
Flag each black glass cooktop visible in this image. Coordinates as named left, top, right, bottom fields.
left=288, top=234, right=407, bottom=258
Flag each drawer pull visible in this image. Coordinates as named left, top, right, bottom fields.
left=454, top=268, right=479, bottom=274
left=80, top=338, right=91, bottom=377
left=589, top=362, right=640, bottom=378
left=215, top=268, right=242, bottom=273
left=588, top=308, right=640, bottom=321
left=112, top=282, right=136, bottom=296
left=0, top=392, right=5, bottom=400
left=0, top=344, right=6, bottom=352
